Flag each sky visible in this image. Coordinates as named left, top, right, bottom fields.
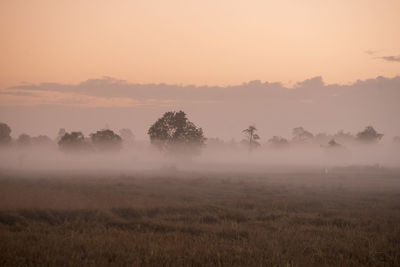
left=0, top=0, right=399, bottom=140
left=0, top=0, right=399, bottom=88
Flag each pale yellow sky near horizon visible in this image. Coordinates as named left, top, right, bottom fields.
left=0, top=0, right=399, bottom=88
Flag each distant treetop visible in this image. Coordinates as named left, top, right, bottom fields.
left=0, top=122, right=12, bottom=145
left=242, top=125, right=260, bottom=150
left=148, top=111, right=205, bottom=156
left=356, top=126, right=383, bottom=143
left=90, top=129, right=122, bottom=151
left=292, top=127, right=314, bottom=143
left=58, top=131, right=90, bottom=152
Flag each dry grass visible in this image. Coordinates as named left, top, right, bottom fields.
left=0, top=168, right=399, bottom=266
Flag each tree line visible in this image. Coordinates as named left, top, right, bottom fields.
left=239, top=125, right=385, bottom=150
left=0, top=110, right=397, bottom=156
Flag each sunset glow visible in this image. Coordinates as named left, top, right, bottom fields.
left=1, top=2, right=400, bottom=266
left=1, top=0, right=399, bottom=89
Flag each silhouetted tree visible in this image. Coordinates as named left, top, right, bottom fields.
left=58, top=132, right=89, bottom=152
left=90, top=129, right=122, bottom=151
left=148, top=111, right=205, bottom=156
left=17, top=134, right=31, bottom=147
left=268, top=136, right=289, bottom=148
left=0, top=122, right=12, bottom=146
left=292, top=127, right=314, bottom=143
left=356, top=126, right=383, bottom=143
left=56, top=128, right=66, bottom=142
left=242, top=125, right=260, bottom=150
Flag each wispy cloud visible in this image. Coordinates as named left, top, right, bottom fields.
left=0, top=89, right=144, bottom=107
left=0, top=90, right=38, bottom=97
left=379, top=55, right=400, bottom=63
left=365, top=50, right=379, bottom=55
left=365, top=49, right=400, bottom=63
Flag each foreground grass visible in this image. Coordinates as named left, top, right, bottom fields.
left=0, top=169, right=399, bottom=266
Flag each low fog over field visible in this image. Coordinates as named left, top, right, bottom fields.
left=1, top=75, right=400, bottom=172
left=0, top=114, right=399, bottom=172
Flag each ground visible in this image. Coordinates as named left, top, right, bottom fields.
left=0, top=168, right=399, bottom=266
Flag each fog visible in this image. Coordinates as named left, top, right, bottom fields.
left=1, top=75, right=400, bottom=173
left=1, top=139, right=399, bottom=174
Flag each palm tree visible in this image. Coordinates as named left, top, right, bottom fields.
left=242, top=125, right=260, bottom=150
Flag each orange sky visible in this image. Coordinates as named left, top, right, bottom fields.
left=0, top=0, right=399, bottom=88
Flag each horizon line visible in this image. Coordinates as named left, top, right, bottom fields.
left=8, top=74, right=400, bottom=90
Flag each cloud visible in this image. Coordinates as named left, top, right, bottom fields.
left=4, top=75, right=400, bottom=109
left=7, top=75, right=332, bottom=104
left=365, top=49, right=400, bottom=62
left=0, top=88, right=143, bottom=108
left=295, top=76, right=324, bottom=88
left=379, top=55, right=400, bottom=62
left=0, top=90, right=38, bottom=97
left=365, top=50, right=379, bottom=55
left=2, top=75, right=400, bottom=140
left=8, top=77, right=288, bottom=103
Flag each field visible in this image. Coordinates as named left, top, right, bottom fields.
left=0, top=168, right=400, bottom=266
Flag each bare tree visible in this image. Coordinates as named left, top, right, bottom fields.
left=242, top=125, right=260, bottom=150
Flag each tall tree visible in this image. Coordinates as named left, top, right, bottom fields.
left=242, top=125, right=260, bottom=150
left=148, top=111, right=205, bottom=156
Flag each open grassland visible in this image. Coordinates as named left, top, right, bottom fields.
left=0, top=168, right=400, bottom=266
